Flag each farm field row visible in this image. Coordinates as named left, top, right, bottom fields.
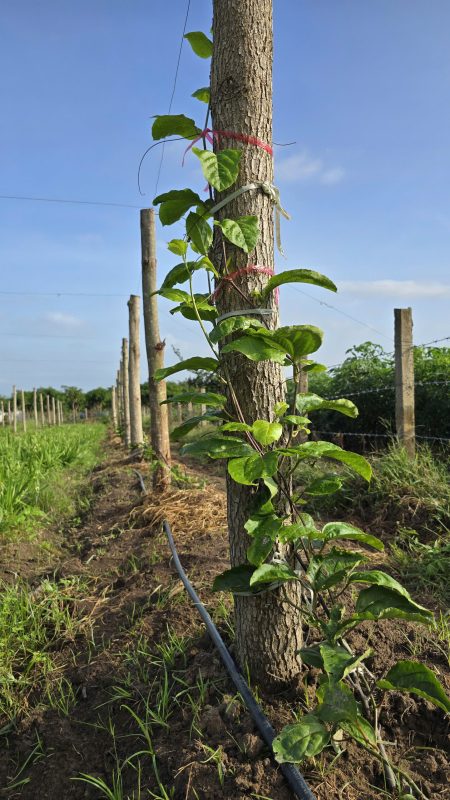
left=0, top=430, right=448, bottom=799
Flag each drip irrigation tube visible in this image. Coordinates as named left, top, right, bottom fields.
left=163, top=519, right=317, bottom=800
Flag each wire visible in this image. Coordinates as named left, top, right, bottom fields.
left=291, top=285, right=391, bottom=342
left=152, top=0, right=191, bottom=197
left=0, top=194, right=142, bottom=210
left=313, top=429, right=450, bottom=443
left=0, top=290, right=127, bottom=298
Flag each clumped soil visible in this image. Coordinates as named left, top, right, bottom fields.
left=0, top=436, right=449, bottom=799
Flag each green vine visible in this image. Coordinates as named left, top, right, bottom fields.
left=149, top=28, right=449, bottom=800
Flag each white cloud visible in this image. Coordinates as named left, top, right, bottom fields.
left=44, top=311, right=85, bottom=328
left=276, top=151, right=345, bottom=185
left=340, top=280, right=450, bottom=298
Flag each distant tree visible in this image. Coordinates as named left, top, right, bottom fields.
left=85, top=387, right=110, bottom=410
left=62, top=386, right=85, bottom=414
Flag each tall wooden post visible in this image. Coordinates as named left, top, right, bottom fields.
left=395, top=307, right=415, bottom=458
left=111, top=386, right=118, bottom=429
left=21, top=389, right=27, bottom=432
left=46, top=394, right=51, bottom=425
left=127, top=295, right=144, bottom=447
left=39, top=393, right=45, bottom=426
left=13, top=386, right=17, bottom=433
left=1, top=400, right=4, bottom=426
left=51, top=396, right=56, bottom=426
left=121, top=338, right=131, bottom=446
left=57, top=401, right=62, bottom=426
left=141, top=208, right=171, bottom=487
left=211, top=0, right=302, bottom=684
left=33, top=388, right=38, bottom=428
left=8, top=400, right=11, bottom=427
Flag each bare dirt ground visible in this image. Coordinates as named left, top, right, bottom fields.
left=1, top=436, right=449, bottom=799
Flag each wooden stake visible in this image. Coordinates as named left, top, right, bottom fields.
left=39, top=393, right=45, bottom=426
left=1, top=400, right=4, bottom=426
left=21, top=389, right=27, bottom=432
left=46, top=394, right=51, bottom=425
left=141, top=208, right=171, bottom=487
left=121, top=337, right=131, bottom=446
left=395, top=307, right=415, bottom=458
left=127, top=294, right=144, bottom=447
left=13, top=386, right=17, bottom=433
left=111, top=385, right=118, bottom=429
left=33, top=388, right=38, bottom=428
left=8, top=400, right=11, bottom=427
left=51, top=395, right=56, bottom=426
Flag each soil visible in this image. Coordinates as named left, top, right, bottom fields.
left=0, top=436, right=449, bottom=800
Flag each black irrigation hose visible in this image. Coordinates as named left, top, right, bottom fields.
left=163, top=519, right=317, bottom=800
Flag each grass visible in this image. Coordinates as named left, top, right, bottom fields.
left=390, top=529, right=450, bottom=605
left=0, top=422, right=106, bottom=538
left=0, top=576, right=92, bottom=723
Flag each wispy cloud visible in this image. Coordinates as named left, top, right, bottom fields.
left=276, top=151, right=345, bottom=185
left=340, top=280, right=450, bottom=298
left=43, top=311, right=85, bottom=328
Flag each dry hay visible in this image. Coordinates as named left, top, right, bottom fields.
left=140, top=487, right=227, bottom=537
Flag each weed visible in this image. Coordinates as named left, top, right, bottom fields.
left=391, top=529, right=450, bottom=605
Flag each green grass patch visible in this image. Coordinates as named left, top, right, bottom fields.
left=0, top=423, right=106, bottom=538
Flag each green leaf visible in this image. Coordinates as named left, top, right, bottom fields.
left=163, top=391, right=226, bottom=407
left=317, top=682, right=359, bottom=724
left=186, top=212, right=213, bottom=255
left=251, top=420, right=283, bottom=446
left=154, top=357, right=218, bottom=381
left=152, top=114, right=200, bottom=141
left=273, top=716, right=330, bottom=763
left=184, top=31, right=213, bottom=58
left=247, top=530, right=276, bottom=567
left=298, top=646, right=324, bottom=669
left=341, top=717, right=377, bottom=746
left=305, top=477, right=342, bottom=496
left=355, top=586, right=434, bottom=625
left=212, top=565, right=261, bottom=595
left=321, top=522, right=384, bottom=551
left=261, top=269, right=337, bottom=298
left=173, top=296, right=217, bottom=322
left=378, top=661, right=450, bottom=714
left=167, top=239, right=188, bottom=257
left=319, top=644, right=373, bottom=683
left=170, top=414, right=219, bottom=441
left=158, top=288, right=191, bottom=303
left=181, top=434, right=254, bottom=460
left=296, top=393, right=359, bottom=419
left=216, top=216, right=260, bottom=253
left=209, top=315, right=262, bottom=344
left=249, top=563, right=297, bottom=587
left=284, top=415, right=310, bottom=427
left=222, top=334, right=287, bottom=364
left=349, top=570, right=412, bottom=599
left=274, top=401, right=289, bottom=418
left=192, top=147, right=241, bottom=191
left=191, top=86, right=210, bottom=103
left=273, top=325, right=323, bottom=361
left=221, top=422, right=252, bottom=432
left=153, top=188, right=202, bottom=225
left=307, top=549, right=367, bottom=592
left=228, top=452, right=279, bottom=486
left=321, top=448, right=372, bottom=482
left=160, top=260, right=205, bottom=290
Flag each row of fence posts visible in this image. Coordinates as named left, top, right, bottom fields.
left=0, top=387, right=69, bottom=432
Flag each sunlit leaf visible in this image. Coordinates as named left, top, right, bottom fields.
left=192, top=147, right=241, bottom=191
left=378, top=660, right=450, bottom=713
left=155, top=357, right=218, bottom=381
left=186, top=211, right=213, bottom=254
left=261, top=269, right=337, bottom=298
left=184, top=31, right=213, bottom=58
left=273, top=716, right=330, bottom=763
left=191, top=86, right=210, bottom=103
left=216, top=216, right=260, bottom=253
left=153, top=188, right=201, bottom=225
left=152, top=114, right=200, bottom=141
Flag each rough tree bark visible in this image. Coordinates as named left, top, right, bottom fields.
left=121, top=338, right=131, bottom=446
left=128, top=295, right=144, bottom=447
left=211, top=0, right=302, bottom=685
left=141, top=208, right=171, bottom=488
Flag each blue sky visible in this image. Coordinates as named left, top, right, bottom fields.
left=1, top=0, right=449, bottom=394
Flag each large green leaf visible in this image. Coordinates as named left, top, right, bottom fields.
left=181, top=434, right=254, bottom=460
left=209, top=315, right=261, bottom=343
left=152, top=114, right=200, bottom=141
left=167, top=239, right=188, bottom=257
left=355, top=585, right=434, bottom=624
left=172, top=295, right=217, bottom=322
left=261, top=269, right=337, bottom=298
left=184, top=31, right=213, bottom=58
left=272, top=325, right=323, bottom=361
left=251, top=420, right=283, bottom=446
left=155, top=357, right=218, bottom=381
left=321, top=522, right=384, bottom=551
left=273, top=716, right=330, bottom=763
left=349, top=570, right=412, bottom=599
left=222, top=334, right=287, bottom=364
left=341, top=717, right=377, bottom=746
left=153, top=188, right=202, bottom=225
left=160, top=260, right=207, bottom=290
left=317, top=682, right=359, bottom=724
left=212, top=565, right=260, bottom=595
left=158, top=288, right=191, bottom=303
left=191, top=86, right=210, bottom=103
left=216, top=216, right=260, bottom=253
left=378, top=661, right=450, bottom=713
left=247, top=529, right=277, bottom=567
left=307, top=549, right=367, bottom=592
left=278, top=440, right=371, bottom=482
left=296, top=393, right=358, bottom=419
left=228, top=452, right=279, bottom=486
left=298, top=645, right=324, bottom=669
left=163, top=391, right=226, bottom=407
left=305, top=477, right=342, bottom=496
left=186, top=212, right=213, bottom=255
left=319, top=643, right=373, bottom=683
left=192, top=147, right=241, bottom=191
left=249, top=563, right=297, bottom=587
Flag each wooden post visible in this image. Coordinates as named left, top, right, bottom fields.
left=111, top=386, right=118, bottom=429
left=177, top=403, right=183, bottom=424
left=13, top=386, right=17, bottom=433
left=127, top=295, right=144, bottom=447
left=46, top=394, right=51, bottom=425
left=8, top=400, right=11, bottom=427
left=21, top=389, right=27, bottom=432
left=57, top=401, right=61, bottom=426
left=39, top=393, right=45, bottom=426
left=33, top=388, right=38, bottom=428
left=51, top=395, right=56, bottom=425
left=394, top=307, right=415, bottom=458
left=141, top=208, right=171, bottom=487
left=1, top=400, right=4, bottom=426
left=121, top=337, right=131, bottom=446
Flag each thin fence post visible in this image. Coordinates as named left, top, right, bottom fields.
left=121, top=337, right=131, bottom=446
left=0, top=401, right=3, bottom=427
left=394, top=307, right=415, bottom=458
left=128, top=294, right=144, bottom=447
left=51, top=395, right=56, bottom=426
left=21, top=389, right=27, bottom=432
left=46, top=394, right=51, bottom=425
left=39, top=393, right=45, bottom=426
left=8, top=400, right=11, bottom=427
left=33, top=388, right=38, bottom=428
left=111, top=385, right=118, bottom=429
left=13, top=386, right=17, bottom=434
left=200, top=386, right=206, bottom=425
